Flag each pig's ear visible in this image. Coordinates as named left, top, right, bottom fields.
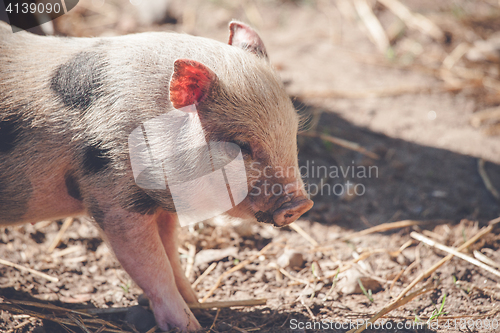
left=169, top=59, right=217, bottom=109
left=228, top=21, right=268, bottom=59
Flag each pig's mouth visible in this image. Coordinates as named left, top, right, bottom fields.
left=254, top=211, right=274, bottom=225
left=233, top=181, right=313, bottom=227
left=253, top=196, right=314, bottom=227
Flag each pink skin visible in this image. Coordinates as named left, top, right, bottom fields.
left=272, top=181, right=313, bottom=227
left=103, top=209, right=200, bottom=331
left=228, top=21, right=268, bottom=58
left=157, top=211, right=199, bottom=304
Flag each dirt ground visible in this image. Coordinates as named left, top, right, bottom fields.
left=1, top=0, right=500, bottom=332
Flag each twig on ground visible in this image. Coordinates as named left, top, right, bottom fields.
left=299, top=296, right=316, bottom=320
left=378, top=0, right=444, bottom=41
left=299, top=131, right=380, bottom=160
left=289, top=222, right=319, bottom=247
left=0, top=258, right=58, bottom=283
left=393, top=217, right=500, bottom=304
left=396, top=239, right=414, bottom=254
left=51, top=245, right=82, bottom=258
left=144, top=325, right=157, bottom=333
left=442, top=42, right=470, bottom=69
left=473, top=250, right=500, bottom=270
left=0, top=304, right=123, bottom=333
left=353, top=0, right=389, bottom=53
left=209, top=308, right=221, bottom=331
left=421, top=229, right=445, bottom=241
left=47, top=217, right=74, bottom=253
left=7, top=299, right=90, bottom=317
left=277, top=266, right=309, bottom=285
left=95, top=326, right=107, bottom=333
left=184, top=243, right=196, bottom=281
left=389, top=267, right=406, bottom=293
left=342, top=220, right=440, bottom=240
left=191, top=262, right=217, bottom=290
left=188, top=298, right=267, bottom=310
left=80, top=307, right=130, bottom=315
left=201, top=242, right=275, bottom=302
left=478, top=159, right=500, bottom=202
left=411, top=231, right=500, bottom=278
left=67, top=313, right=92, bottom=333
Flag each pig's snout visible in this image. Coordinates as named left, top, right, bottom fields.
left=272, top=196, right=313, bottom=227
left=253, top=181, right=313, bottom=227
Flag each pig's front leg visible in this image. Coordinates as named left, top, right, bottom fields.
left=100, top=209, right=201, bottom=331
left=157, top=212, right=199, bottom=304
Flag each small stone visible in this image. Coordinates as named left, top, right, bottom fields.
left=114, top=291, right=124, bottom=303
left=88, top=265, right=98, bottom=274
left=277, top=249, right=304, bottom=269
left=337, top=267, right=382, bottom=295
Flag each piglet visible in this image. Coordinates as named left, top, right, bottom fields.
left=0, top=21, right=313, bottom=331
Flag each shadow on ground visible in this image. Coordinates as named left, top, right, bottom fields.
left=296, top=99, right=500, bottom=230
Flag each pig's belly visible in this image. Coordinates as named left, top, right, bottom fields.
left=22, top=176, right=86, bottom=225
left=0, top=165, right=86, bottom=226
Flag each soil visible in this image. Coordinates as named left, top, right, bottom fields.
left=1, top=0, right=500, bottom=332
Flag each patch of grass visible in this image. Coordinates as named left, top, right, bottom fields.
left=413, top=292, right=448, bottom=325
left=323, top=268, right=340, bottom=301
left=120, top=283, right=131, bottom=294
left=427, top=293, right=448, bottom=324
left=358, top=278, right=374, bottom=303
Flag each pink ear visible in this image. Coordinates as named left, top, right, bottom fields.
left=169, top=59, right=216, bottom=109
left=228, top=21, right=268, bottom=59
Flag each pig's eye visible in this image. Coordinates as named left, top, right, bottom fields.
left=232, top=140, right=253, bottom=157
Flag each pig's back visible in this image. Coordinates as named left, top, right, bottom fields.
left=0, top=26, right=286, bottom=225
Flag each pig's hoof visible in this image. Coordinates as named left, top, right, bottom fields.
left=156, top=311, right=202, bottom=332
left=137, top=293, right=149, bottom=306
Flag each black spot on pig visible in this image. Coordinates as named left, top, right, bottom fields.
left=121, top=187, right=158, bottom=215
left=82, top=144, right=111, bottom=174
left=51, top=51, right=106, bottom=111
left=0, top=116, right=22, bottom=153
left=65, top=171, right=82, bottom=201
left=0, top=170, right=32, bottom=223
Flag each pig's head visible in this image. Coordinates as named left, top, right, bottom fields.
left=167, top=21, right=313, bottom=227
